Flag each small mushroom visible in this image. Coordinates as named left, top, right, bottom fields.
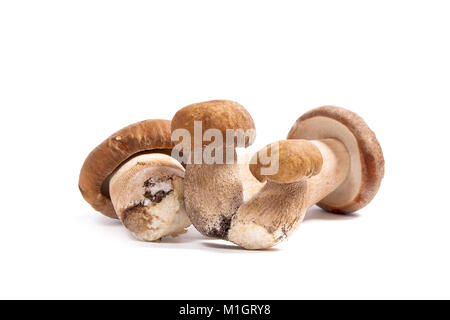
left=171, top=100, right=258, bottom=238
left=79, top=119, right=190, bottom=241
left=228, top=140, right=323, bottom=249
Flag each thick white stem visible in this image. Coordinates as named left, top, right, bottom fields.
left=307, top=139, right=351, bottom=207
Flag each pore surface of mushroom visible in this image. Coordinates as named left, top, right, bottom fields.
left=79, top=119, right=190, bottom=241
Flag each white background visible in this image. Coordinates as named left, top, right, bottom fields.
left=1, top=1, right=449, bottom=299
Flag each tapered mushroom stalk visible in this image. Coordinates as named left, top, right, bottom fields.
left=171, top=100, right=257, bottom=238
left=228, top=139, right=347, bottom=249
left=79, top=119, right=191, bottom=241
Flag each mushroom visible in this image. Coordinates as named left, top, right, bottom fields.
left=230, top=106, right=384, bottom=249
left=171, top=100, right=258, bottom=238
left=227, top=139, right=323, bottom=249
left=79, top=119, right=190, bottom=241
left=286, top=106, right=385, bottom=213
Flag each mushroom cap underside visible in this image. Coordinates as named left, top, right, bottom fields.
left=287, top=106, right=384, bottom=213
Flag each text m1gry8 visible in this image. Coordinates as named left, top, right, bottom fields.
left=224, top=305, right=270, bottom=315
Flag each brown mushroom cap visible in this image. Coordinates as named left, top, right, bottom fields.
left=79, top=119, right=174, bottom=219
left=249, top=140, right=323, bottom=184
left=287, top=106, right=384, bottom=213
left=171, top=100, right=256, bottom=149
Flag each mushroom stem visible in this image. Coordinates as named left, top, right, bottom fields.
left=183, top=162, right=243, bottom=238
left=228, top=179, right=308, bottom=249
left=183, top=151, right=265, bottom=238
left=109, top=153, right=190, bottom=241
left=306, top=138, right=351, bottom=207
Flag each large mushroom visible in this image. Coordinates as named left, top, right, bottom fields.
left=171, top=100, right=260, bottom=238
left=79, top=119, right=190, bottom=241
left=287, top=106, right=385, bottom=213
left=228, top=139, right=323, bottom=249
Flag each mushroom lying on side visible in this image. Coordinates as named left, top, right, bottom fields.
left=287, top=106, right=385, bottom=213
left=79, top=119, right=190, bottom=241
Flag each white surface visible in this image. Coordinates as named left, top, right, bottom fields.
left=0, top=1, right=449, bottom=299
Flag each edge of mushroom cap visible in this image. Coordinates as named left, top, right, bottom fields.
left=249, top=140, right=323, bottom=184
left=78, top=119, right=174, bottom=219
left=287, top=106, right=385, bottom=213
left=171, top=100, right=256, bottom=149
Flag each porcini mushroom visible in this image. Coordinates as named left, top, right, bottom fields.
left=230, top=106, right=384, bottom=249
left=171, top=100, right=258, bottom=238
left=228, top=140, right=323, bottom=249
left=287, top=106, right=385, bottom=213
left=79, top=119, right=190, bottom=241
